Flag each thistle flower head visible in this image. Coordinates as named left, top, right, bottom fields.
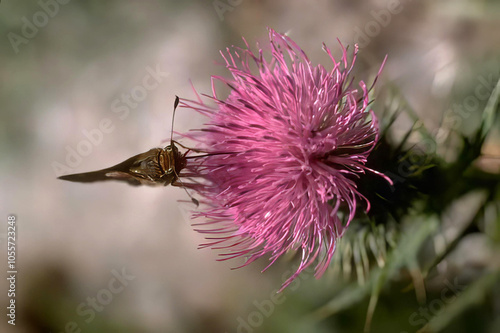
left=180, top=29, right=388, bottom=289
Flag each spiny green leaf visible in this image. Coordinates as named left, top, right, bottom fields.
left=365, top=216, right=439, bottom=332
left=312, top=217, right=437, bottom=328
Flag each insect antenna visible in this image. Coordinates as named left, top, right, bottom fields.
left=169, top=99, right=237, bottom=159
left=169, top=96, right=236, bottom=204
left=170, top=95, right=199, bottom=206
left=171, top=95, right=180, bottom=145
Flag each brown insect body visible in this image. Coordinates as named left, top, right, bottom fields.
left=58, top=95, right=228, bottom=206
left=58, top=96, right=190, bottom=187
left=58, top=144, right=187, bottom=186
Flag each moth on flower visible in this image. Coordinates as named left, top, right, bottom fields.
left=180, top=29, right=390, bottom=290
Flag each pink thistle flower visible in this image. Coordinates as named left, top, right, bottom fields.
left=180, top=29, right=389, bottom=290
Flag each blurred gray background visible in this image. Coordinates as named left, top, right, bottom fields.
left=1, top=1, right=499, bottom=332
